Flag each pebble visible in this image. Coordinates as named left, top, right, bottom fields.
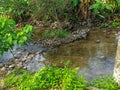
left=96, top=40, right=100, bottom=43
left=107, top=32, right=110, bottom=35
left=9, top=64, right=15, bottom=68
left=17, top=62, right=23, bottom=68
left=23, top=66, right=27, bottom=70
left=1, top=67, right=6, bottom=71
left=0, top=63, right=4, bottom=68
left=117, top=26, right=120, bottom=28
left=99, top=55, right=106, bottom=59
left=21, top=58, right=27, bottom=62
left=7, top=70, right=12, bottom=75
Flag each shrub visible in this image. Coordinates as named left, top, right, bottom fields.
left=0, top=0, right=31, bottom=22
left=3, top=69, right=32, bottom=88
left=0, top=17, right=33, bottom=55
left=31, top=0, right=67, bottom=21
left=112, top=21, right=119, bottom=27
left=3, top=67, right=87, bottom=90
left=90, top=0, right=113, bottom=19
left=89, top=0, right=120, bottom=20
left=42, top=29, right=68, bottom=39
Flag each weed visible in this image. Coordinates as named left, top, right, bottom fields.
left=89, top=76, right=120, bottom=90
left=3, top=69, right=32, bottom=88
left=3, top=67, right=87, bottom=90
left=102, top=22, right=109, bottom=27
left=112, top=22, right=119, bottom=27
left=42, top=29, right=68, bottom=39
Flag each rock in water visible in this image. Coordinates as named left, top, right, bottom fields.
left=113, top=31, right=120, bottom=85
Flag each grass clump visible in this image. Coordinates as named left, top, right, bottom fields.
left=3, top=67, right=120, bottom=90
left=89, top=76, right=120, bottom=90
left=3, top=67, right=86, bottom=90
left=42, top=29, right=68, bottom=39
left=3, top=69, right=33, bottom=89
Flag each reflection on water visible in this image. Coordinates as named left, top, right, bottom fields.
left=45, top=28, right=117, bottom=80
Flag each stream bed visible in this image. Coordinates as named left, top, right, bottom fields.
left=0, top=28, right=118, bottom=81
left=45, top=28, right=117, bottom=80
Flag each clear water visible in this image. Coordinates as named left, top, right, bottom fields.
left=0, top=28, right=118, bottom=80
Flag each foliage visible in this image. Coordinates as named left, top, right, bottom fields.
left=0, top=0, right=31, bottom=22
left=42, top=29, right=68, bottom=39
left=112, top=21, right=119, bottom=27
left=3, top=67, right=120, bottom=90
left=102, top=22, right=109, bottom=27
left=62, top=68, right=86, bottom=90
left=89, top=76, right=120, bottom=90
left=3, top=69, right=32, bottom=88
left=31, top=0, right=66, bottom=21
left=90, top=0, right=113, bottom=19
left=3, top=67, right=87, bottom=90
left=0, top=17, right=33, bottom=55
left=101, top=21, right=119, bottom=27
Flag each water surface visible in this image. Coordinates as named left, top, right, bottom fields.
left=45, top=28, right=117, bottom=80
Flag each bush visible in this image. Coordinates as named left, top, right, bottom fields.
left=3, top=67, right=120, bottom=90
left=31, top=0, right=67, bottom=21
left=3, top=67, right=87, bottom=90
left=90, top=0, right=113, bottom=19
left=0, top=0, right=31, bottom=22
left=90, top=0, right=120, bottom=20
left=42, top=29, right=68, bottom=39
left=3, top=69, right=32, bottom=88
left=0, top=17, right=33, bottom=55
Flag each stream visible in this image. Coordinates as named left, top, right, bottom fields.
left=0, top=28, right=118, bottom=81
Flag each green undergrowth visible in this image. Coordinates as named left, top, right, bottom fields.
left=3, top=67, right=86, bottom=90
left=89, top=76, right=120, bottom=90
left=101, top=21, right=119, bottom=28
left=42, top=29, right=68, bottom=39
left=2, top=67, right=120, bottom=90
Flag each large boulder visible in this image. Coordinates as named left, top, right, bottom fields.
left=113, top=31, right=120, bottom=85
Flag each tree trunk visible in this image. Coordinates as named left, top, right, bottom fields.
left=113, top=32, right=120, bottom=85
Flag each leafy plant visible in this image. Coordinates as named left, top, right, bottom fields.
left=31, top=0, right=66, bottom=21
left=3, top=69, right=32, bottom=88
left=102, top=22, right=109, bottom=27
left=42, top=29, right=68, bottom=39
left=62, top=68, right=86, bottom=90
left=3, top=66, right=87, bottom=90
left=90, top=0, right=113, bottom=19
left=111, top=21, right=119, bottom=27
left=0, top=0, right=31, bottom=22
left=0, top=17, right=33, bottom=55
left=89, top=76, right=120, bottom=90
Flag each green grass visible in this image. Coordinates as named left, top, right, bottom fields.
left=42, top=29, right=68, bottom=39
left=89, top=76, right=120, bottom=90
left=2, top=67, right=120, bottom=90
left=3, top=67, right=86, bottom=90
